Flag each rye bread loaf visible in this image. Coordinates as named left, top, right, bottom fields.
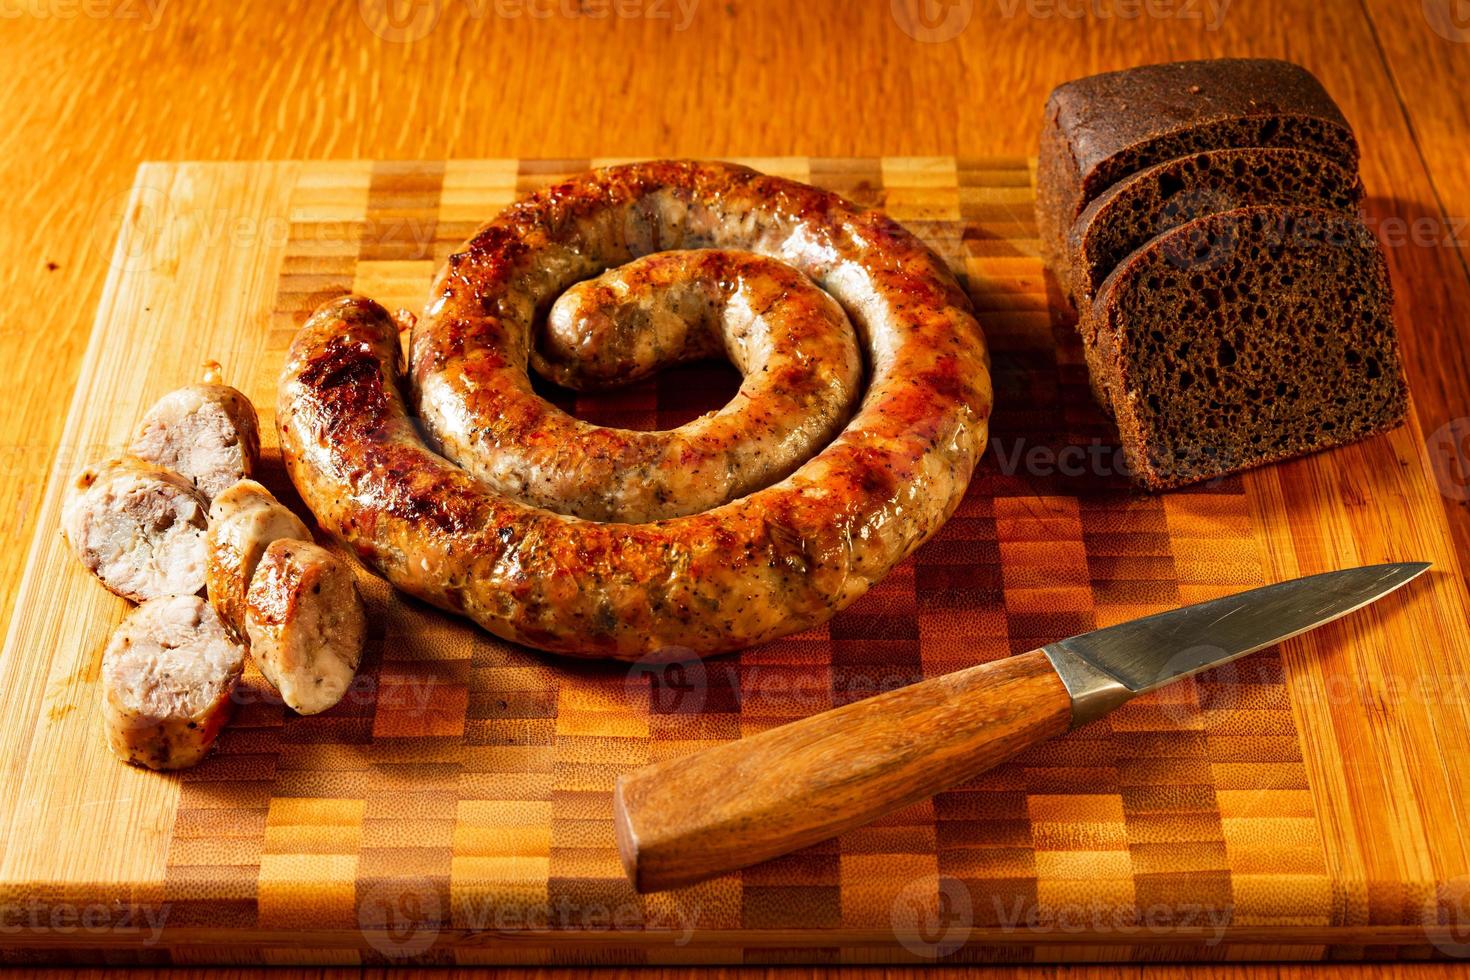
left=1065, top=147, right=1364, bottom=308
left=1036, top=59, right=1359, bottom=274
left=1084, top=205, right=1407, bottom=490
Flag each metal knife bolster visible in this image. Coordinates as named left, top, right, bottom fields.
left=1041, top=643, right=1135, bottom=727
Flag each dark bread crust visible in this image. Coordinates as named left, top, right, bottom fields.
left=1085, top=205, right=1407, bottom=490
left=1065, top=147, right=1364, bottom=309
left=1036, top=59, right=1359, bottom=273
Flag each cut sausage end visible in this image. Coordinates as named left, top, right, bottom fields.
left=61, top=457, right=209, bottom=603
left=246, top=538, right=366, bottom=716
left=206, top=479, right=313, bottom=643
left=129, top=384, right=262, bottom=502
left=101, top=595, right=244, bottom=770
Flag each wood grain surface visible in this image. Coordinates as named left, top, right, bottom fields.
left=0, top=155, right=1465, bottom=967
left=615, top=650, right=1074, bottom=893
left=1, top=0, right=1467, bottom=973
left=9, top=969, right=1470, bottom=980
left=12, top=968, right=1470, bottom=980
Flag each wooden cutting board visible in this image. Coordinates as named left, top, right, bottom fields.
left=1, top=158, right=1468, bottom=967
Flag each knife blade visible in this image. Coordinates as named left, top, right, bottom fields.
left=613, top=562, right=1430, bottom=893
left=1043, top=561, right=1432, bottom=726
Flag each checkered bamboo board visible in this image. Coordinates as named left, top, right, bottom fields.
left=2, top=159, right=1468, bottom=966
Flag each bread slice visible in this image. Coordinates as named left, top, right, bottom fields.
left=1065, top=147, right=1363, bottom=309
left=1083, top=205, right=1407, bottom=490
left=1036, top=59, right=1359, bottom=274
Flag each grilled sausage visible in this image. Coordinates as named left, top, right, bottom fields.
left=61, top=456, right=208, bottom=602
left=101, top=594, right=244, bottom=770
left=245, top=539, right=365, bottom=715
left=205, top=479, right=312, bottom=642
left=278, top=160, right=992, bottom=660
left=495, top=249, right=862, bottom=522
left=129, top=381, right=260, bottom=502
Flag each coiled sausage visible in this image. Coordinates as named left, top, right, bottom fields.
left=278, top=160, right=991, bottom=660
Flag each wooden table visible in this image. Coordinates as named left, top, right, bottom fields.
left=1, top=0, right=1467, bottom=973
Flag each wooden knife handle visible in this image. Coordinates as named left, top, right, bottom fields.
left=613, top=648, right=1072, bottom=893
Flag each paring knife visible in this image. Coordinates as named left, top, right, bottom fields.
left=613, top=562, right=1430, bottom=893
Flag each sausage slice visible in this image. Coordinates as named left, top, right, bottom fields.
left=129, top=383, right=261, bottom=502
left=101, top=595, right=244, bottom=770
left=61, top=457, right=208, bottom=602
left=246, top=539, right=365, bottom=715
left=206, top=480, right=312, bottom=642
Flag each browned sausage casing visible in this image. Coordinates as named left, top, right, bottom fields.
left=278, top=160, right=992, bottom=660
left=485, top=248, right=862, bottom=522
